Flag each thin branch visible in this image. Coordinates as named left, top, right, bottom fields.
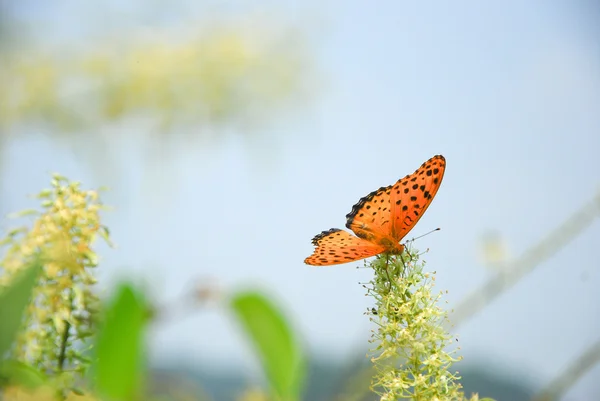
left=446, top=191, right=600, bottom=330
left=533, top=337, right=600, bottom=401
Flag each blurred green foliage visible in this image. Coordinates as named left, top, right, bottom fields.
left=0, top=262, right=40, bottom=358
left=231, top=291, right=306, bottom=401
left=0, top=175, right=311, bottom=401
left=93, top=284, right=148, bottom=401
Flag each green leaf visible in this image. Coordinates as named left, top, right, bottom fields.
left=230, top=291, right=305, bottom=401
left=0, top=262, right=40, bottom=356
left=93, top=284, right=147, bottom=400
left=0, top=360, right=46, bottom=389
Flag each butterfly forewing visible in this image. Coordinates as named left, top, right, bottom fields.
left=344, top=185, right=396, bottom=245
left=389, top=155, right=446, bottom=241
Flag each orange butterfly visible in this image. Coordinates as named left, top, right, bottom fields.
left=304, top=155, right=446, bottom=266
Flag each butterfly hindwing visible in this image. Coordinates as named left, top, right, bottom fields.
left=304, top=229, right=386, bottom=266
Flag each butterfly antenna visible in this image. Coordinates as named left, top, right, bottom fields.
left=407, top=227, right=441, bottom=244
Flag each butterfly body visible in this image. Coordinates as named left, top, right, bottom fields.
left=304, top=155, right=445, bottom=266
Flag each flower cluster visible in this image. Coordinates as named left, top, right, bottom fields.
left=0, top=175, right=111, bottom=393
left=366, top=250, right=464, bottom=400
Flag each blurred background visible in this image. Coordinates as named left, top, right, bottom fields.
left=1, top=1, right=599, bottom=400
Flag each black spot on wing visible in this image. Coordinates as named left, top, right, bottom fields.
left=345, top=185, right=391, bottom=228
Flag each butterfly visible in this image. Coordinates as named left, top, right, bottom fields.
left=304, top=155, right=446, bottom=266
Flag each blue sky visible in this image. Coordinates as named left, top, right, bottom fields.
left=2, top=0, right=600, bottom=398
